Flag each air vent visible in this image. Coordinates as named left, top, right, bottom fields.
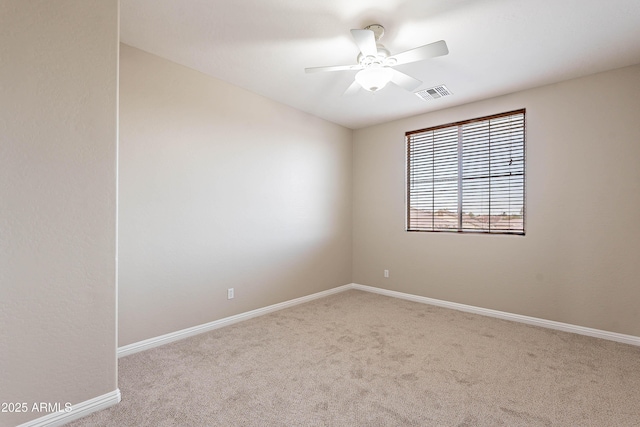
left=414, top=85, right=452, bottom=101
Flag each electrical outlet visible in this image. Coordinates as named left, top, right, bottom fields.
left=227, top=288, right=234, bottom=300
left=384, top=269, right=389, bottom=278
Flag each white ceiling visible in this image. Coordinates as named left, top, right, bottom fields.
left=120, top=0, right=640, bottom=129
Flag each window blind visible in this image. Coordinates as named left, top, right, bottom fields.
left=407, top=109, right=525, bottom=234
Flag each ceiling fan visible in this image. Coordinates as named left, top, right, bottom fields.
left=305, top=24, right=448, bottom=95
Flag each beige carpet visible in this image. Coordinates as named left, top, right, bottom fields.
left=68, top=290, right=640, bottom=426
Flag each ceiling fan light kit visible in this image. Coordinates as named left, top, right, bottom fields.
left=355, top=66, right=393, bottom=92
left=305, top=24, right=448, bottom=95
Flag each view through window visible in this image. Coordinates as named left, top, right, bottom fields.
left=406, top=109, right=525, bottom=234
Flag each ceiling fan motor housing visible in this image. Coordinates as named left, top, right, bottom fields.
left=357, top=24, right=396, bottom=67
left=357, top=45, right=395, bottom=68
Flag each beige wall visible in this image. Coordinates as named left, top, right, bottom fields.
left=0, top=1, right=119, bottom=426
left=353, top=64, right=640, bottom=337
left=118, top=45, right=353, bottom=346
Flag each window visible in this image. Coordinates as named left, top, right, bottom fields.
left=407, top=109, right=525, bottom=235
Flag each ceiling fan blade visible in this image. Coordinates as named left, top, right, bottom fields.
left=343, top=80, right=361, bottom=96
left=390, top=69, right=422, bottom=91
left=389, top=40, right=449, bottom=66
left=305, top=64, right=362, bottom=73
left=350, top=29, right=377, bottom=57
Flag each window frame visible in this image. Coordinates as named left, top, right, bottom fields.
left=406, top=109, right=526, bottom=235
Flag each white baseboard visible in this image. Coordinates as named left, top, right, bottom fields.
left=351, top=283, right=640, bottom=347
left=118, top=284, right=353, bottom=357
left=118, top=282, right=640, bottom=358
left=15, top=389, right=121, bottom=427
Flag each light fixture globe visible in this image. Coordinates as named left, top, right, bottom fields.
left=355, top=67, right=393, bottom=92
